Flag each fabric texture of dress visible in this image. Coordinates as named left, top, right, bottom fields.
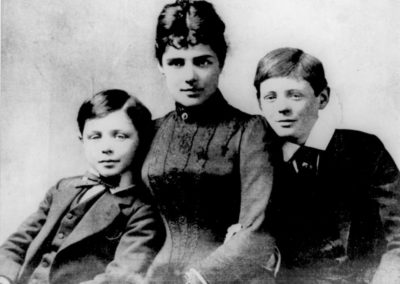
left=142, top=91, right=277, bottom=283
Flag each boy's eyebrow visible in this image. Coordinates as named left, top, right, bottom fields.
left=193, top=55, right=214, bottom=60
left=287, top=89, right=303, bottom=93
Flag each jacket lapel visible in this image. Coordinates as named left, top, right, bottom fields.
left=22, top=180, right=83, bottom=270
left=58, top=191, right=134, bottom=251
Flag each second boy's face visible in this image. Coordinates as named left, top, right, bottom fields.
left=82, top=110, right=139, bottom=178
left=259, top=77, right=328, bottom=144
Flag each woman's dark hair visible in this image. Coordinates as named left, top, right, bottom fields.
left=77, top=89, right=152, bottom=147
left=155, top=0, right=228, bottom=68
left=254, top=47, right=328, bottom=99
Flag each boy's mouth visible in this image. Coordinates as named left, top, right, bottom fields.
left=99, top=159, right=119, bottom=164
left=276, top=119, right=296, bottom=127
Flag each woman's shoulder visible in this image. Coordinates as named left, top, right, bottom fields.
left=228, top=107, right=270, bottom=134
left=152, top=111, right=175, bottom=130
left=222, top=103, right=264, bottom=124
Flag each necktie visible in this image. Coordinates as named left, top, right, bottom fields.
left=291, top=146, right=320, bottom=177
left=84, top=172, right=121, bottom=188
left=78, top=173, right=120, bottom=204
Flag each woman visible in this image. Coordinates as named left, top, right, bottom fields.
left=142, top=1, right=278, bottom=283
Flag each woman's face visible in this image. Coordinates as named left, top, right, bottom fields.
left=159, top=43, right=221, bottom=107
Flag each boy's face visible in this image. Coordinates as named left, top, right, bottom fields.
left=81, top=110, right=139, bottom=177
left=259, top=77, right=329, bottom=144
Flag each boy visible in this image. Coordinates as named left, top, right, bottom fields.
left=0, top=90, right=165, bottom=284
left=254, top=47, right=400, bottom=283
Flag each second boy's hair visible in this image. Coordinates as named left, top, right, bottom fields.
left=254, top=47, right=328, bottom=99
left=77, top=89, right=152, bottom=143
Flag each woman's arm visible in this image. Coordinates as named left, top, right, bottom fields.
left=191, top=116, right=278, bottom=283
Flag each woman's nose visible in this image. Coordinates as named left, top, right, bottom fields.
left=183, top=65, right=198, bottom=84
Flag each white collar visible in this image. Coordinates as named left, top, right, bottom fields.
left=282, top=115, right=336, bottom=162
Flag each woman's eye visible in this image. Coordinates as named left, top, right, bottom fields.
left=195, top=58, right=213, bottom=67
left=167, top=59, right=184, bottom=67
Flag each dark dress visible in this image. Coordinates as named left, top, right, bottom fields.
left=142, top=91, right=276, bottom=283
left=266, top=129, right=400, bottom=284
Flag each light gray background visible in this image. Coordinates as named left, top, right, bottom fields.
left=1, top=0, right=400, bottom=241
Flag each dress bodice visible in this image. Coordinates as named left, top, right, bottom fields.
left=142, top=92, right=274, bottom=271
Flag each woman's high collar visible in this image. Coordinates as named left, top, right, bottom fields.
left=175, top=90, right=230, bottom=123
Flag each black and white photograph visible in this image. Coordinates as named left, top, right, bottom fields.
left=1, top=0, right=400, bottom=283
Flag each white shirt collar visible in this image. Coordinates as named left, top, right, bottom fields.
left=282, top=114, right=336, bottom=162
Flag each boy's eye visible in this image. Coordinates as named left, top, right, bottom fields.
left=262, top=93, right=277, bottom=102
left=115, top=133, right=128, bottom=140
left=88, top=134, right=101, bottom=140
left=288, top=91, right=303, bottom=100
left=167, top=58, right=184, bottom=67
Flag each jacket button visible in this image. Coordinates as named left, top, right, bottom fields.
left=181, top=112, right=188, bottom=120
left=66, top=213, right=74, bottom=219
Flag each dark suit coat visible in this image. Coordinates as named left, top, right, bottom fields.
left=266, top=129, right=400, bottom=283
left=0, top=176, right=165, bottom=284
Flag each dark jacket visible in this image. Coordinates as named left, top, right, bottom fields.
left=266, top=129, right=400, bottom=284
left=142, top=91, right=277, bottom=283
left=0, top=176, right=165, bottom=284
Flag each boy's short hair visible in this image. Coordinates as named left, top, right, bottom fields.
left=77, top=89, right=152, bottom=144
left=254, top=47, right=328, bottom=99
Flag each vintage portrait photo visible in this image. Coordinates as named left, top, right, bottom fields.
left=1, top=0, right=400, bottom=283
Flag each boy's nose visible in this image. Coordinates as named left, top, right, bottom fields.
left=277, top=98, right=291, bottom=114
left=101, top=140, right=114, bottom=154
left=102, top=148, right=113, bottom=155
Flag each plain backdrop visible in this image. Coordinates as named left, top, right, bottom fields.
left=1, top=0, right=400, bottom=241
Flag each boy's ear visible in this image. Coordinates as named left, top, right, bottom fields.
left=318, top=87, right=330, bottom=110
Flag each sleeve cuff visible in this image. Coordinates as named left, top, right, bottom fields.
left=184, top=268, right=208, bottom=284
